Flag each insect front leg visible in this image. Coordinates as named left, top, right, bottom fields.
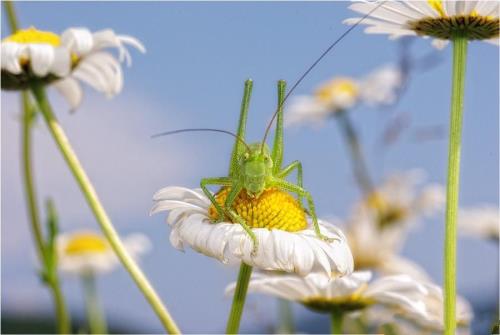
left=277, top=160, right=303, bottom=205
left=271, top=178, right=338, bottom=243
left=271, top=80, right=286, bottom=173
left=200, top=177, right=233, bottom=222
left=224, top=184, right=259, bottom=255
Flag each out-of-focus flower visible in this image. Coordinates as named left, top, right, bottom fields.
left=227, top=271, right=428, bottom=319
left=458, top=205, right=499, bottom=240
left=399, top=281, right=473, bottom=334
left=344, top=170, right=443, bottom=278
left=57, top=230, right=150, bottom=275
left=285, top=64, right=403, bottom=127
left=344, top=1, right=499, bottom=49
left=1, top=27, right=145, bottom=108
left=354, top=170, right=445, bottom=231
left=151, top=186, right=353, bottom=277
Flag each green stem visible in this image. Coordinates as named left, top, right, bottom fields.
left=226, top=263, right=253, bottom=334
left=82, top=272, right=108, bottom=334
left=4, top=1, right=20, bottom=31
left=335, top=110, right=374, bottom=195
left=29, top=83, right=180, bottom=334
left=277, top=299, right=294, bottom=334
left=330, top=310, right=343, bottom=334
left=22, top=92, right=72, bottom=335
left=443, top=36, right=468, bottom=335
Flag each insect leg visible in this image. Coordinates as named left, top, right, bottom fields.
left=229, top=79, right=253, bottom=176
left=223, top=184, right=259, bottom=255
left=271, top=178, right=338, bottom=243
left=271, top=80, right=286, bottom=173
left=200, top=177, right=233, bottom=222
left=277, top=160, right=303, bottom=205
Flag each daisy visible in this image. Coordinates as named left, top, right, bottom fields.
left=57, top=230, right=151, bottom=275
left=344, top=1, right=499, bottom=49
left=1, top=26, right=145, bottom=109
left=226, top=271, right=429, bottom=333
left=458, top=205, right=499, bottom=240
left=285, top=64, right=403, bottom=127
left=151, top=186, right=354, bottom=277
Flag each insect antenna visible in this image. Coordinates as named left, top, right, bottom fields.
left=260, top=1, right=387, bottom=152
left=152, top=128, right=251, bottom=152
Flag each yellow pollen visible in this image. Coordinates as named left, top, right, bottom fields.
left=428, top=0, right=446, bottom=17
left=314, top=78, right=358, bottom=105
left=64, top=233, right=109, bottom=255
left=4, top=27, right=61, bottom=46
left=208, top=188, right=308, bottom=232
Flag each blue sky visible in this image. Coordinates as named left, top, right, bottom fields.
left=2, top=2, right=498, bottom=333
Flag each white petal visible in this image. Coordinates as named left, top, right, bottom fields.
left=1, top=42, right=25, bottom=74
left=53, top=77, right=83, bottom=110
left=28, top=44, right=56, bottom=77
left=61, top=27, right=94, bottom=55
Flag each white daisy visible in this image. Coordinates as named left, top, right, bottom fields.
left=285, top=64, right=403, bottom=127
left=226, top=271, right=429, bottom=319
left=400, top=281, right=473, bottom=333
left=345, top=170, right=444, bottom=277
left=1, top=26, right=145, bottom=109
left=458, top=205, right=499, bottom=240
left=57, top=230, right=151, bottom=275
left=344, top=1, right=499, bottom=49
left=151, top=186, right=354, bottom=277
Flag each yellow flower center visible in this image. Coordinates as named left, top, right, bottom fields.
left=428, top=0, right=446, bottom=17
left=314, top=78, right=359, bottom=106
left=408, top=2, right=499, bottom=40
left=3, top=27, right=61, bottom=46
left=366, top=192, right=408, bottom=229
left=208, top=188, right=308, bottom=232
left=304, top=284, right=373, bottom=313
left=64, top=233, right=109, bottom=255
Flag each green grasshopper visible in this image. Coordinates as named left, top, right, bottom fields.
left=197, top=79, right=333, bottom=254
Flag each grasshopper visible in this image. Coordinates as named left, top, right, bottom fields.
left=199, top=79, right=333, bottom=254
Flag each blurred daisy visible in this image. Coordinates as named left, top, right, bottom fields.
left=400, top=281, right=473, bottom=334
left=1, top=26, right=145, bottom=108
left=344, top=1, right=499, bottom=49
left=459, top=205, right=499, bottom=240
left=151, top=186, right=354, bottom=277
left=285, top=64, right=403, bottom=127
left=353, top=170, right=445, bottom=231
left=227, top=271, right=429, bottom=321
left=57, top=230, right=150, bottom=275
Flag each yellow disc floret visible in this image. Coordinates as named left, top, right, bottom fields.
left=3, top=27, right=61, bottom=46
left=208, top=188, right=308, bottom=232
left=304, top=284, right=373, bottom=313
left=315, top=77, right=359, bottom=106
left=64, top=232, right=109, bottom=255
left=366, top=191, right=408, bottom=229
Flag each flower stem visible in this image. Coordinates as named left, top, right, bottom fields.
left=277, top=299, right=295, bottom=334
left=335, top=110, right=374, bottom=195
left=443, top=35, right=468, bottom=335
left=21, top=93, right=72, bottom=334
left=81, top=272, right=108, bottom=334
left=226, top=263, right=253, bottom=334
left=330, top=310, right=343, bottom=334
left=29, top=83, right=180, bottom=334
left=4, top=1, right=20, bottom=31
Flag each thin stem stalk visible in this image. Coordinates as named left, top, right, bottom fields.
left=330, top=310, right=343, bottom=334
left=226, top=263, right=253, bottom=334
left=277, top=299, right=294, bottom=334
left=29, top=83, right=180, bottom=334
left=335, top=110, right=374, bottom=195
left=82, top=272, right=108, bottom=334
left=444, top=36, right=468, bottom=335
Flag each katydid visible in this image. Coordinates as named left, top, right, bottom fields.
left=198, top=79, right=334, bottom=254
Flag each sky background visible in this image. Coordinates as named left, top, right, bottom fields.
left=2, top=1, right=498, bottom=334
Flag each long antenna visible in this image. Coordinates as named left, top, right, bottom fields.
left=260, top=1, right=387, bottom=149
left=152, top=128, right=251, bottom=152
